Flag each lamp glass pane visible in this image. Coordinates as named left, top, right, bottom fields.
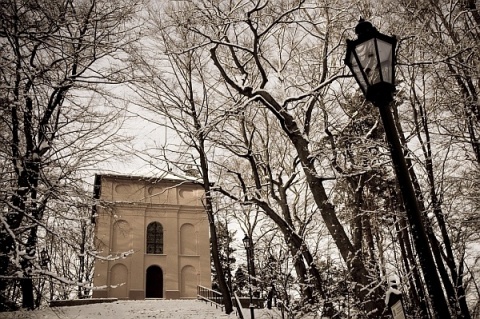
left=375, top=39, right=394, bottom=84
left=349, top=49, right=368, bottom=93
left=353, top=39, right=380, bottom=86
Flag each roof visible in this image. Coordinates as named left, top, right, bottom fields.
left=95, top=171, right=200, bottom=183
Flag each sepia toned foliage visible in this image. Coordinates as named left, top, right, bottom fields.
left=2, top=0, right=478, bottom=318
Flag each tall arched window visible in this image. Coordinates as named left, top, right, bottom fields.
left=146, top=222, right=164, bottom=254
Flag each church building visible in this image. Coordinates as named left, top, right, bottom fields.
left=91, top=174, right=211, bottom=300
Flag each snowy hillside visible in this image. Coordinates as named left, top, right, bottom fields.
left=1, top=300, right=237, bottom=319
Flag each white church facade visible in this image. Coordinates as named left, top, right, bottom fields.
left=91, top=174, right=211, bottom=300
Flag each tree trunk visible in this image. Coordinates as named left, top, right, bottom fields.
left=394, top=214, right=429, bottom=317
left=253, top=200, right=336, bottom=317
left=413, top=86, right=472, bottom=319
left=78, top=220, right=86, bottom=299
left=395, top=107, right=466, bottom=318
left=290, top=245, right=315, bottom=305
left=289, top=123, right=386, bottom=318
left=197, top=143, right=233, bottom=314
left=209, top=215, right=233, bottom=313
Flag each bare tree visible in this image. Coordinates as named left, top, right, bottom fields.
left=130, top=1, right=479, bottom=318
left=374, top=1, right=480, bottom=317
left=182, top=1, right=389, bottom=317
left=130, top=2, right=235, bottom=313
left=0, top=0, right=142, bottom=309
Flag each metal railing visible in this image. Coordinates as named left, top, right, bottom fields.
left=197, top=285, right=224, bottom=311
left=233, top=291, right=245, bottom=319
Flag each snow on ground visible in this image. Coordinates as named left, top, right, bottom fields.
left=0, top=299, right=279, bottom=319
left=0, top=300, right=235, bottom=319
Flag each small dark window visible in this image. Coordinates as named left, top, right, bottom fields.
left=146, top=222, right=164, bottom=254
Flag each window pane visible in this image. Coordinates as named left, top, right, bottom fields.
left=354, top=39, right=378, bottom=85
left=147, top=244, right=154, bottom=254
left=376, top=39, right=394, bottom=84
left=350, top=53, right=368, bottom=93
left=146, top=222, right=164, bottom=254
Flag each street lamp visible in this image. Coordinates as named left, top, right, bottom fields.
left=344, top=19, right=451, bottom=319
left=345, top=19, right=396, bottom=106
left=40, top=248, right=50, bottom=270
left=242, top=235, right=255, bottom=319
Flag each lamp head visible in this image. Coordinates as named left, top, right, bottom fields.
left=243, top=235, right=250, bottom=249
left=345, top=19, right=397, bottom=106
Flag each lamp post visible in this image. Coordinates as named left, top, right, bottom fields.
left=344, top=19, right=451, bottom=319
left=243, top=235, right=255, bottom=319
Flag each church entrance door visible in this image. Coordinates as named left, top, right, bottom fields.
left=146, top=265, right=163, bottom=298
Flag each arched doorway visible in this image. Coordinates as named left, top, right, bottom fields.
left=145, top=265, right=163, bottom=298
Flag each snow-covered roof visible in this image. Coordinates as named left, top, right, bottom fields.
left=94, top=171, right=201, bottom=185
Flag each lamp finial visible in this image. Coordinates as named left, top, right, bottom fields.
left=355, top=18, right=377, bottom=39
